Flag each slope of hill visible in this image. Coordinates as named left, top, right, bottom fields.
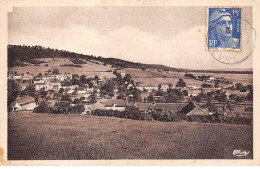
left=8, top=45, right=253, bottom=74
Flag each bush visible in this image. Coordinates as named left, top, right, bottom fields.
left=150, top=111, right=184, bottom=122
left=51, top=101, right=72, bottom=114
left=91, top=107, right=153, bottom=121
left=33, top=101, right=51, bottom=113
left=61, top=94, right=72, bottom=102
left=71, top=104, right=85, bottom=114
left=50, top=101, right=85, bottom=114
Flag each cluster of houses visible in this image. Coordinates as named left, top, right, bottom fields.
left=83, top=98, right=207, bottom=117
left=9, top=70, right=252, bottom=116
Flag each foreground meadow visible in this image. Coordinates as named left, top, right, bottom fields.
left=8, top=112, right=253, bottom=160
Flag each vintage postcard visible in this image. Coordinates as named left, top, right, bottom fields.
left=0, top=0, right=260, bottom=166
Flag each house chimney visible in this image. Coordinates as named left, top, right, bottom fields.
left=113, top=102, right=117, bottom=107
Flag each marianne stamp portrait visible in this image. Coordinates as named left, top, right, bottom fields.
left=208, top=8, right=241, bottom=50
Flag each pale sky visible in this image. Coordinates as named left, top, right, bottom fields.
left=8, top=7, right=252, bottom=69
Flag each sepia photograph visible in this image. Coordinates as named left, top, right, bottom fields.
left=1, top=0, right=259, bottom=165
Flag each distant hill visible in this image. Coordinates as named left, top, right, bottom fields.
left=8, top=45, right=252, bottom=74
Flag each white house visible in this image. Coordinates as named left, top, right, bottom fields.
left=209, top=76, right=216, bottom=81
left=12, top=102, right=22, bottom=112
left=120, top=71, right=126, bottom=78
left=22, top=74, right=33, bottom=80
left=47, top=79, right=61, bottom=90
left=105, top=99, right=127, bottom=111
left=160, top=83, right=169, bottom=91
left=33, top=79, right=45, bottom=84
left=77, top=87, right=86, bottom=94
left=187, top=89, right=202, bottom=97
left=12, top=74, right=22, bottom=80
left=136, top=84, right=158, bottom=92
left=186, top=84, right=200, bottom=89
left=127, top=84, right=133, bottom=90
left=35, top=82, right=46, bottom=90
left=87, top=87, right=94, bottom=93
left=11, top=96, right=37, bottom=112
left=67, top=89, right=75, bottom=94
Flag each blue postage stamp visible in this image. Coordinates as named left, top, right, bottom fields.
left=207, top=8, right=241, bottom=50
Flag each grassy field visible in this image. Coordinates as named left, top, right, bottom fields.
left=192, top=72, right=253, bottom=86
left=9, top=58, right=114, bottom=77
left=8, top=112, right=253, bottom=160
left=9, top=57, right=252, bottom=87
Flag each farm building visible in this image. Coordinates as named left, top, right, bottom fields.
left=136, top=84, right=158, bottom=92
left=186, top=84, right=201, bottom=89
left=42, top=75, right=54, bottom=81
left=35, top=82, right=46, bottom=90
left=187, top=89, right=202, bottom=97
left=47, top=79, right=61, bottom=90
left=105, top=99, right=127, bottom=111
left=11, top=96, right=37, bottom=112
left=82, top=102, right=106, bottom=115
left=160, top=83, right=169, bottom=91
left=12, top=73, right=21, bottom=80
left=87, top=87, right=94, bottom=93
left=136, top=103, right=155, bottom=113
left=154, top=102, right=208, bottom=116
left=33, top=78, right=45, bottom=84
left=22, top=74, right=33, bottom=80
left=182, top=102, right=209, bottom=116
left=203, top=88, right=219, bottom=93
left=77, top=87, right=86, bottom=94
left=225, top=90, right=241, bottom=98
left=67, top=89, right=75, bottom=94
left=154, top=103, right=188, bottom=114
left=127, top=83, right=133, bottom=90
left=20, top=83, right=28, bottom=91
left=120, top=71, right=126, bottom=78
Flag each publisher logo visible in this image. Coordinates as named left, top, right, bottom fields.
left=233, top=150, right=250, bottom=157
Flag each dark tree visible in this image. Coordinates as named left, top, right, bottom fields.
left=182, top=90, right=188, bottom=96
left=176, top=78, right=186, bottom=88
left=147, top=94, right=155, bottom=102
left=155, top=90, right=164, bottom=96
left=8, top=80, right=20, bottom=111
left=34, top=101, right=51, bottom=113
left=201, top=83, right=212, bottom=88
left=61, top=94, right=72, bottom=102
left=116, top=92, right=125, bottom=99
left=195, top=94, right=202, bottom=103
left=80, top=75, right=88, bottom=84
left=247, top=88, right=253, bottom=101
left=52, top=69, right=59, bottom=75
left=52, top=101, right=72, bottom=114
left=88, top=93, right=97, bottom=103
left=166, top=93, right=179, bottom=103
left=73, top=98, right=80, bottom=104
left=59, top=88, right=64, bottom=94
left=132, top=89, right=141, bottom=102
left=123, top=74, right=132, bottom=83
left=235, top=83, right=243, bottom=91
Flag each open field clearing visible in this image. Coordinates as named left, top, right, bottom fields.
left=8, top=112, right=252, bottom=160
left=133, top=77, right=215, bottom=86
left=123, top=68, right=185, bottom=78
left=192, top=72, right=253, bottom=85
left=9, top=58, right=114, bottom=77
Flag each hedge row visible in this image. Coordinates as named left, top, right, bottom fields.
left=34, top=101, right=85, bottom=114
left=184, top=114, right=252, bottom=125
left=92, top=109, right=153, bottom=121
left=34, top=102, right=252, bottom=125
left=91, top=109, right=252, bottom=125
